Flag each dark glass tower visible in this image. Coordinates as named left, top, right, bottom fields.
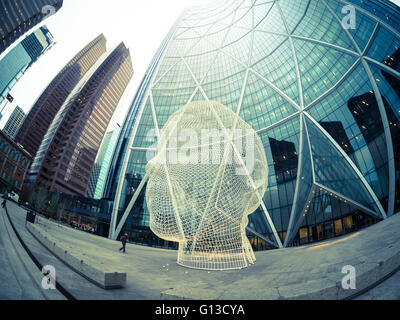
left=15, top=34, right=107, bottom=158
left=107, top=0, right=400, bottom=250
left=25, top=42, right=133, bottom=196
left=0, top=0, right=63, bottom=55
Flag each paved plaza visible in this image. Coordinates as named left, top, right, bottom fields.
left=1, top=200, right=400, bottom=300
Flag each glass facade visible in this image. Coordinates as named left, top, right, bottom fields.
left=108, top=0, right=400, bottom=250
left=87, top=125, right=121, bottom=200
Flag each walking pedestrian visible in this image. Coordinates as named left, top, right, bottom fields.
left=119, top=233, right=128, bottom=253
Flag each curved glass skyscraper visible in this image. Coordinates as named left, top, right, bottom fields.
left=107, top=0, right=400, bottom=250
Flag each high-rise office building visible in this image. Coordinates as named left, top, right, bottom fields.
left=0, top=0, right=63, bottom=56
left=106, top=0, right=400, bottom=250
left=15, top=34, right=107, bottom=158
left=0, top=25, right=54, bottom=107
left=3, top=106, right=25, bottom=139
left=87, top=164, right=101, bottom=200
left=25, top=42, right=133, bottom=197
left=87, top=125, right=121, bottom=199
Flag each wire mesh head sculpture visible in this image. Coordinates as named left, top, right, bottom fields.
left=146, top=100, right=268, bottom=270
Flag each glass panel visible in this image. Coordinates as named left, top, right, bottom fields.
left=254, top=2, right=286, bottom=34
left=304, top=188, right=381, bottom=240
left=164, top=37, right=200, bottom=58
left=308, top=64, right=389, bottom=204
left=222, top=30, right=253, bottom=67
left=184, top=50, right=218, bottom=84
left=132, top=99, right=157, bottom=148
left=294, top=38, right=358, bottom=106
left=153, top=58, right=180, bottom=84
left=257, top=116, right=301, bottom=234
left=152, top=60, right=197, bottom=90
left=231, top=5, right=253, bottom=30
left=367, top=26, right=400, bottom=69
left=278, top=0, right=310, bottom=34
left=240, top=71, right=298, bottom=131
left=152, top=87, right=197, bottom=129
left=117, top=149, right=149, bottom=225
left=305, top=116, right=377, bottom=213
left=345, top=0, right=400, bottom=33
left=334, top=219, right=343, bottom=236
left=368, top=62, right=400, bottom=213
left=253, top=2, right=274, bottom=29
left=202, top=71, right=246, bottom=113
left=285, top=116, right=314, bottom=246
left=202, top=50, right=246, bottom=85
left=251, top=32, right=288, bottom=67
left=292, top=0, right=357, bottom=51
left=299, top=227, right=309, bottom=245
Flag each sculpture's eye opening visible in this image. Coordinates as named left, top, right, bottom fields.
left=146, top=100, right=269, bottom=270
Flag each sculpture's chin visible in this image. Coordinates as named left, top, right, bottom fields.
left=149, top=221, right=184, bottom=242
left=176, top=234, right=256, bottom=271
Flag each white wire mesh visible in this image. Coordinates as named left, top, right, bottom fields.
left=146, top=100, right=269, bottom=270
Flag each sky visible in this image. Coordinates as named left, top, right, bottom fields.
left=1, top=0, right=400, bottom=131
left=0, top=0, right=213, bottom=130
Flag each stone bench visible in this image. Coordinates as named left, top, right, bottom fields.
left=27, top=222, right=126, bottom=290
